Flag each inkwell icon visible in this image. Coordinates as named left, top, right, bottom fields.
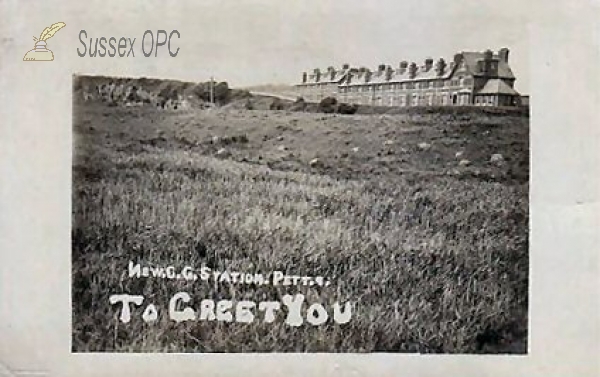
left=23, top=22, right=66, bottom=61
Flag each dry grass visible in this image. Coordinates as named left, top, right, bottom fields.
left=72, top=99, right=528, bottom=353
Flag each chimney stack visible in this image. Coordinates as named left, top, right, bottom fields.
left=498, top=48, right=509, bottom=62
left=385, top=65, right=394, bottom=80
left=399, top=61, right=408, bottom=74
left=484, top=49, right=493, bottom=61
left=435, top=58, right=447, bottom=76
left=425, top=58, right=434, bottom=71
left=453, top=53, right=462, bottom=65
left=409, top=62, right=418, bottom=78
left=342, top=63, right=350, bottom=70
left=314, top=68, right=321, bottom=82
left=483, top=49, right=493, bottom=75
left=302, top=72, right=307, bottom=83
left=327, top=66, right=336, bottom=80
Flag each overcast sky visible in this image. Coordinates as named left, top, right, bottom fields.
left=20, top=0, right=531, bottom=93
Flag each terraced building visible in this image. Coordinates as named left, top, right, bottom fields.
left=296, top=48, right=522, bottom=107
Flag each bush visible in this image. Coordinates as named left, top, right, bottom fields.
left=290, top=97, right=307, bottom=112
left=318, top=97, right=338, bottom=113
left=192, top=81, right=231, bottom=104
left=213, top=82, right=231, bottom=104
left=269, top=98, right=285, bottom=110
left=337, top=102, right=358, bottom=115
left=158, top=86, right=179, bottom=102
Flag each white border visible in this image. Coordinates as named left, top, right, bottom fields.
left=0, top=1, right=598, bottom=376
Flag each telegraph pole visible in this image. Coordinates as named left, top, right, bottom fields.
left=210, top=76, right=214, bottom=105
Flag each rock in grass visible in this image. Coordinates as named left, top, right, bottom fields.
left=458, top=159, right=471, bottom=166
left=216, top=148, right=230, bottom=157
left=418, top=142, right=431, bottom=151
left=490, top=153, right=504, bottom=165
left=309, top=158, right=321, bottom=167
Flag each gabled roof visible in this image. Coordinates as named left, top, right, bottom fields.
left=461, top=52, right=515, bottom=79
left=476, top=79, right=520, bottom=95
left=299, top=48, right=516, bottom=86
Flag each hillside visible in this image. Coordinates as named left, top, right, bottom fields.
left=72, top=86, right=529, bottom=353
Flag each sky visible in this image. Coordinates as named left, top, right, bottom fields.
left=13, top=0, right=531, bottom=93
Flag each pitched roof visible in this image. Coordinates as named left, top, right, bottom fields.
left=299, top=49, right=516, bottom=86
left=461, top=52, right=515, bottom=79
left=476, top=79, right=520, bottom=95
left=340, top=63, right=454, bottom=87
left=301, top=67, right=350, bottom=85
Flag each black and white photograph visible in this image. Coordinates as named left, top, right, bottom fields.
left=3, top=0, right=600, bottom=375
left=71, top=1, right=529, bottom=354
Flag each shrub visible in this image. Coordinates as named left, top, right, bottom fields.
left=290, top=97, right=307, bottom=112
left=269, top=98, right=285, bottom=110
left=192, top=81, right=231, bottom=104
left=318, top=96, right=338, bottom=113
left=337, top=102, right=358, bottom=115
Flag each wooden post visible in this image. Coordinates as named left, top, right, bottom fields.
left=210, top=76, right=214, bottom=105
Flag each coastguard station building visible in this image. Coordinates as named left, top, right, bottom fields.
left=296, top=48, right=522, bottom=107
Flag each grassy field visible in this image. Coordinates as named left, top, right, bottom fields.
left=72, top=98, right=529, bottom=353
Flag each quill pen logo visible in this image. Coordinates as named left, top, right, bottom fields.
left=23, top=22, right=66, bottom=61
